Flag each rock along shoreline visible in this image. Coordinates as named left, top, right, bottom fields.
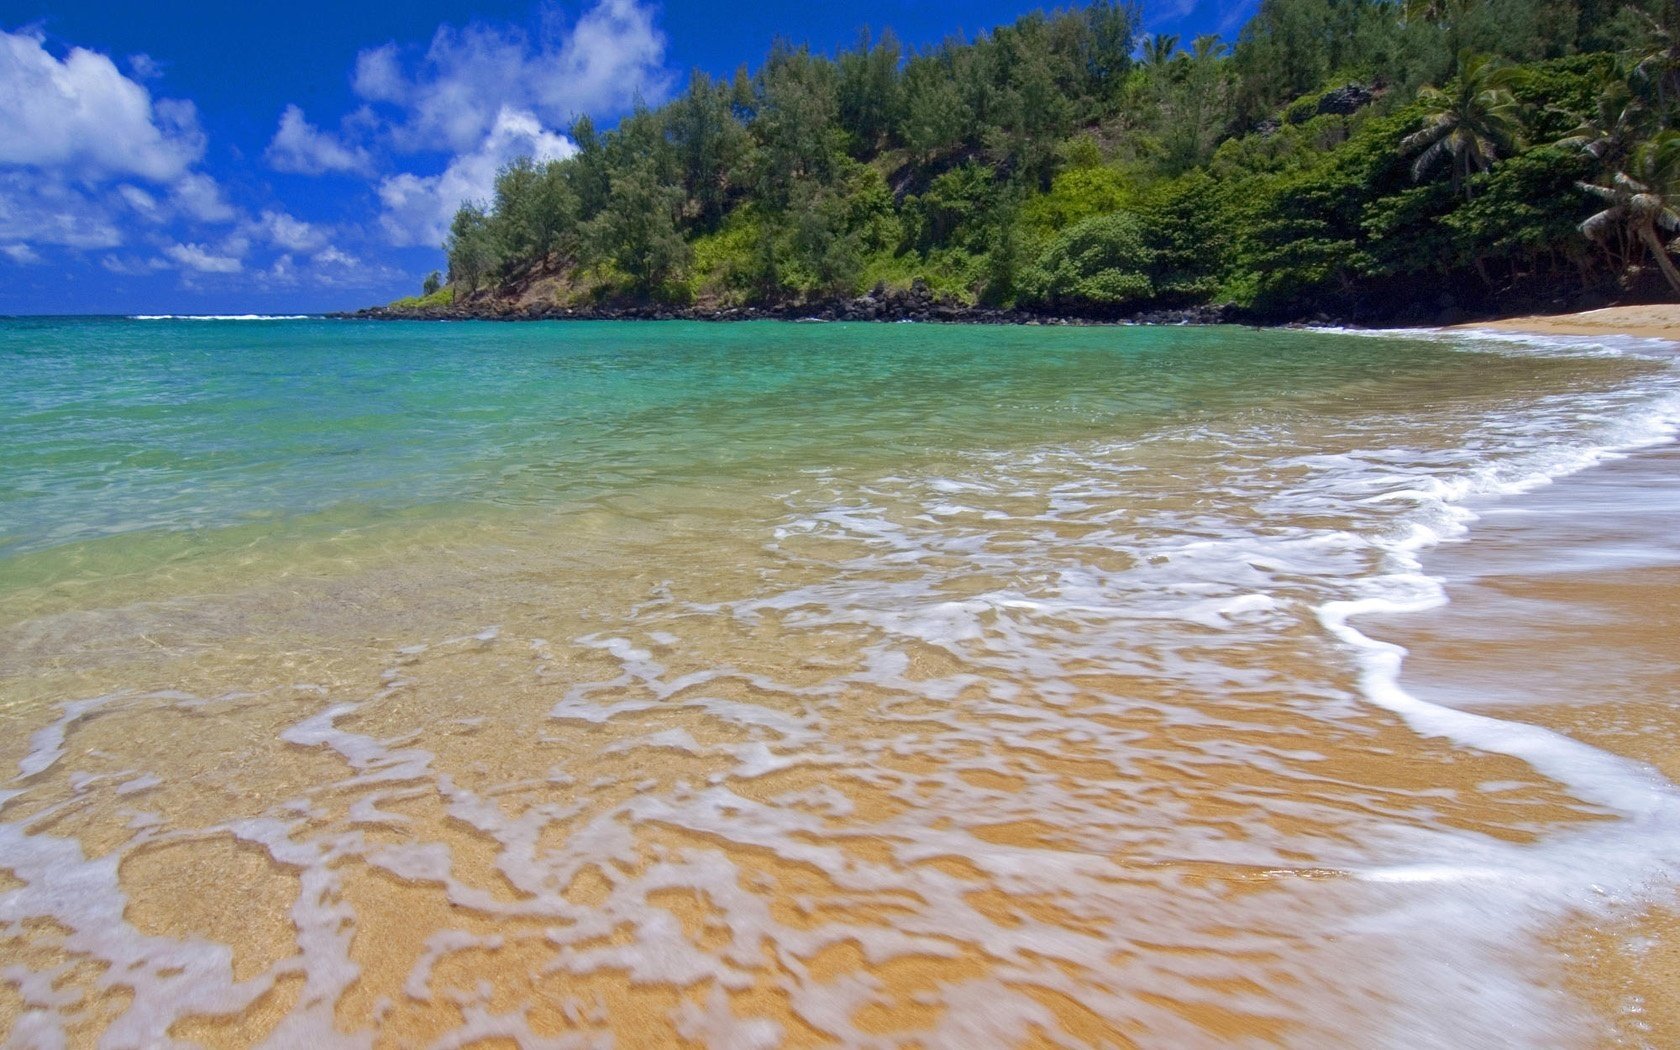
left=330, top=282, right=1240, bottom=327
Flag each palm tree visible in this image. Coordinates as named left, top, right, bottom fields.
left=1190, top=34, right=1224, bottom=63
left=1580, top=131, right=1680, bottom=295
left=1556, top=78, right=1653, bottom=171
left=1145, top=34, right=1179, bottom=68
left=1402, top=53, right=1526, bottom=199
left=1630, top=6, right=1680, bottom=111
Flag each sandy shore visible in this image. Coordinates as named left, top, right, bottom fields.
left=1374, top=311, right=1680, bottom=1045
left=1452, top=303, right=1680, bottom=341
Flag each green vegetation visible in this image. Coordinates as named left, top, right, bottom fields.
left=439, top=0, right=1679, bottom=320
left=389, top=285, right=456, bottom=310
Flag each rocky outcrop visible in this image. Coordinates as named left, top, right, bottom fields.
left=339, top=282, right=1241, bottom=327
left=1316, top=83, right=1375, bottom=116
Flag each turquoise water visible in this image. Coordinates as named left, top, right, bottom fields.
left=4, top=317, right=1680, bottom=1047
left=0, top=317, right=1649, bottom=564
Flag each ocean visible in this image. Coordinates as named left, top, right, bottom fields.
left=1, top=316, right=1677, bottom=1047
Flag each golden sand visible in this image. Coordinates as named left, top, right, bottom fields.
left=1373, top=438, right=1680, bottom=1048
left=2, top=318, right=1677, bottom=1046
left=1453, top=303, right=1680, bottom=341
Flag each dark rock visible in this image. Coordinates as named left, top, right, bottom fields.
left=1317, top=84, right=1374, bottom=116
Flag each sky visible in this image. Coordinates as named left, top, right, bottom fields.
left=0, top=0, right=1257, bottom=314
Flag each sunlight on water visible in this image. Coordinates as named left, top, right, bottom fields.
left=1, top=319, right=1678, bottom=1047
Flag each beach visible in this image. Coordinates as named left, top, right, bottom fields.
left=1454, top=304, right=1680, bottom=342
left=1389, top=305, right=1680, bottom=1045
left=1, top=315, right=1678, bottom=1047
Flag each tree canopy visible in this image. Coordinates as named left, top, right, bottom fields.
left=432, top=0, right=1678, bottom=320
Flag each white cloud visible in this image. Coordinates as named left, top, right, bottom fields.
left=1, top=243, right=40, bottom=264
left=247, top=244, right=401, bottom=290
left=100, top=253, right=169, bottom=276
left=265, top=104, right=372, bottom=175
left=127, top=53, right=161, bottom=81
left=353, top=0, right=668, bottom=154
left=250, top=209, right=329, bottom=252
left=377, top=107, right=574, bottom=247
left=164, top=241, right=242, bottom=273
left=352, top=44, right=407, bottom=104
left=117, top=183, right=161, bottom=219
left=314, top=246, right=357, bottom=268
left=0, top=28, right=240, bottom=264
left=0, top=28, right=204, bottom=182
left=169, top=171, right=235, bottom=222
left=0, top=171, right=124, bottom=248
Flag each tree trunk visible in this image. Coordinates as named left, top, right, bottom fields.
left=1639, top=222, right=1680, bottom=295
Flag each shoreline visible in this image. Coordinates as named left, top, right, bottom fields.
left=1448, top=303, right=1680, bottom=343
left=335, top=292, right=1680, bottom=331
left=1371, top=308, right=1680, bottom=1043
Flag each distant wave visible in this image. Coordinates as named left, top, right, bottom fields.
left=129, top=314, right=315, bottom=321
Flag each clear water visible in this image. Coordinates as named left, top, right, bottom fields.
left=1, top=318, right=1678, bottom=1048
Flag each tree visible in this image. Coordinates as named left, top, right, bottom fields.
left=589, top=161, right=692, bottom=295
left=1081, top=0, right=1138, bottom=104
left=900, top=54, right=967, bottom=160
left=1629, top=3, right=1680, bottom=111
left=1145, top=34, right=1179, bottom=68
left=838, top=29, right=904, bottom=154
left=1556, top=76, right=1654, bottom=171
left=1020, top=212, right=1156, bottom=310
left=667, top=70, right=752, bottom=230
left=422, top=270, right=442, bottom=296
left=1402, top=53, right=1527, bottom=198
left=751, top=43, right=842, bottom=203
left=444, top=204, right=496, bottom=297
left=1579, top=130, right=1680, bottom=294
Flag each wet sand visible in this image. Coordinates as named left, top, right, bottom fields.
left=1373, top=317, right=1680, bottom=1046
left=3, top=320, right=1678, bottom=1046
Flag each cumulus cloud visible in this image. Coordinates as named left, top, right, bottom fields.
left=164, top=241, right=242, bottom=273
left=265, top=104, right=372, bottom=175
left=251, top=209, right=330, bottom=252
left=0, top=28, right=204, bottom=181
left=170, top=171, right=235, bottom=222
left=377, top=107, right=574, bottom=246
left=250, top=245, right=402, bottom=290
left=0, top=27, right=238, bottom=265
left=2, top=243, right=40, bottom=264
left=353, top=0, right=668, bottom=154
left=0, top=170, right=124, bottom=248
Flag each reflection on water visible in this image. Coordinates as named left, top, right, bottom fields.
left=1, top=320, right=1678, bottom=1047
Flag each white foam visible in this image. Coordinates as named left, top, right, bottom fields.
left=128, top=314, right=314, bottom=321
left=8, top=326, right=1680, bottom=1047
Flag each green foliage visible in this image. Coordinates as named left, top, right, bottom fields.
left=1401, top=54, right=1527, bottom=198
left=433, top=0, right=1678, bottom=319
left=1020, top=212, right=1155, bottom=308
left=588, top=161, right=691, bottom=298
left=1019, top=164, right=1132, bottom=236
left=390, top=285, right=455, bottom=310
left=422, top=270, right=441, bottom=297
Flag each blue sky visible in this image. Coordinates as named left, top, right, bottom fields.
left=0, top=0, right=1255, bottom=314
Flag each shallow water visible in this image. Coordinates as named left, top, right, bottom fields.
left=1, top=318, right=1677, bottom=1048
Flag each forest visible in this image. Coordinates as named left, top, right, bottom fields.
left=414, top=0, right=1680, bottom=322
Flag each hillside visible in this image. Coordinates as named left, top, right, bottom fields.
left=375, top=0, right=1680, bottom=325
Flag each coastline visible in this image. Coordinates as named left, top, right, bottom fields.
left=1373, top=304, right=1680, bottom=1044
left=5, top=311, right=1680, bottom=1043
left=335, top=290, right=1236, bottom=326
left=338, top=290, right=1680, bottom=335
left=1449, top=304, right=1680, bottom=342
